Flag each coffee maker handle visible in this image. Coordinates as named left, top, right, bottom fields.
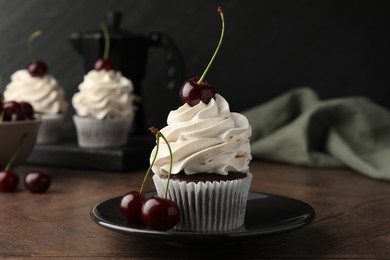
left=147, top=33, right=185, bottom=90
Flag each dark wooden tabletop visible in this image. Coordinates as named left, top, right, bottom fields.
left=1, top=160, right=389, bottom=259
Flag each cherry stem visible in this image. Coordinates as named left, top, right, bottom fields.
left=139, top=130, right=160, bottom=194
left=197, top=6, right=225, bottom=84
left=28, top=30, right=43, bottom=63
left=149, top=127, right=173, bottom=199
left=4, top=133, right=28, bottom=171
left=100, top=22, right=110, bottom=60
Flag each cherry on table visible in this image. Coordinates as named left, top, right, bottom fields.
left=27, top=60, right=47, bottom=77
left=0, top=170, right=19, bottom=192
left=141, top=195, right=180, bottom=231
left=24, top=171, right=51, bottom=193
left=119, top=191, right=146, bottom=225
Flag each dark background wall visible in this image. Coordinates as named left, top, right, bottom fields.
left=1, top=0, right=389, bottom=139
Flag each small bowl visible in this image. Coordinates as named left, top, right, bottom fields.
left=0, top=119, right=41, bottom=169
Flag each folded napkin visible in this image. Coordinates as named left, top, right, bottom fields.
left=243, top=87, right=390, bottom=181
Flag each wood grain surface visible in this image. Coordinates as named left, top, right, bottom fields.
left=1, top=160, right=389, bottom=259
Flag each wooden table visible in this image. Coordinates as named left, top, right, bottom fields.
left=1, top=160, right=389, bottom=259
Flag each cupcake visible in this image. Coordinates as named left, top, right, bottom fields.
left=71, top=69, right=135, bottom=148
left=3, top=69, right=68, bottom=144
left=149, top=6, right=252, bottom=232
left=150, top=93, right=252, bottom=232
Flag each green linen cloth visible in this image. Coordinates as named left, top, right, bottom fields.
left=242, top=87, right=390, bottom=181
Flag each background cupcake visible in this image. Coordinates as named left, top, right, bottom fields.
left=72, top=68, right=135, bottom=148
left=3, top=30, right=68, bottom=144
left=3, top=69, right=68, bottom=144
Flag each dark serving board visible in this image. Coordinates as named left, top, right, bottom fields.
left=26, top=134, right=155, bottom=172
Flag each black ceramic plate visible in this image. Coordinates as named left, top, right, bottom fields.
left=91, top=192, right=315, bottom=244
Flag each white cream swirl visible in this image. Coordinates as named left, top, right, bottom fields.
left=72, top=70, right=135, bottom=120
left=3, top=70, right=68, bottom=114
left=151, top=94, right=252, bottom=177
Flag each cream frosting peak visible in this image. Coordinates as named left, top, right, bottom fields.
left=72, top=70, right=135, bottom=120
left=151, top=94, right=252, bottom=177
left=3, top=70, right=68, bottom=114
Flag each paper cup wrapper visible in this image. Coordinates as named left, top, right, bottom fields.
left=73, top=115, right=133, bottom=148
left=36, top=114, right=64, bottom=144
left=152, top=172, right=252, bottom=232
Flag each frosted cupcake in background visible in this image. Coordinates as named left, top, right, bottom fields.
left=72, top=69, right=135, bottom=148
left=3, top=70, right=68, bottom=144
left=71, top=22, right=136, bottom=148
left=3, top=30, right=68, bottom=144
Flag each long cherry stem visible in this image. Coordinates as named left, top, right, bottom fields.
left=28, top=30, right=43, bottom=62
left=100, top=22, right=110, bottom=59
left=158, top=132, right=173, bottom=199
left=148, top=127, right=173, bottom=199
left=139, top=131, right=160, bottom=194
left=197, top=6, right=225, bottom=84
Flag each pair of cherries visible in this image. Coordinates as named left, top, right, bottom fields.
left=0, top=170, right=51, bottom=193
left=120, top=191, right=180, bottom=231
left=119, top=127, right=180, bottom=231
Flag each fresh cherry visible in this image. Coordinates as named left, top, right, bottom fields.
left=2, top=101, right=25, bottom=121
left=0, top=171, right=19, bottom=192
left=26, top=60, right=47, bottom=77
left=24, top=172, right=51, bottom=193
left=179, top=77, right=215, bottom=106
left=141, top=195, right=180, bottom=231
left=119, top=191, right=146, bottom=225
left=94, top=58, right=115, bottom=71
left=179, top=6, right=224, bottom=107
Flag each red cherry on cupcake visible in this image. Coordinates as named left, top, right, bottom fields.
left=26, top=30, right=47, bottom=77
left=94, top=22, right=115, bottom=71
left=180, top=77, right=215, bottom=107
left=27, top=60, right=47, bottom=77
left=24, top=171, right=51, bottom=193
left=94, top=58, right=115, bottom=71
left=141, top=195, right=180, bottom=231
left=179, top=6, right=225, bottom=106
